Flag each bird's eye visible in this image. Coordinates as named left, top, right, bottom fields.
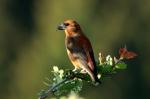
left=64, top=23, right=69, bottom=26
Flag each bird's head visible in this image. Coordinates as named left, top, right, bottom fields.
left=57, top=19, right=82, bottom=36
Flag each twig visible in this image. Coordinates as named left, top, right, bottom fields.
left=38, top=70, right=89, bottom=99
left=39, top=78, right=68, bottom=99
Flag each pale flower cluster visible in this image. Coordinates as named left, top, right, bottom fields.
left=99, top=53, right=113, bottom=66
left=53, top=66, right=64, bottom=78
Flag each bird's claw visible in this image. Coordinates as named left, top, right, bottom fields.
left=80, top=69, right=87, bottom=74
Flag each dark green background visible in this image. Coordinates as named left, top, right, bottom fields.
left=0, top=0, right=150, bottom=99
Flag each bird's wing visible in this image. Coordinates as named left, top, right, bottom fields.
left=86, top=48, right=96, bottom=72
left=66, top=36, right=96, bottom=72
left=78, top=36, right=96, bottom=72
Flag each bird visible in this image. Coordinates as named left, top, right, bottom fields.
left=57, top=19, right=100, bottom=84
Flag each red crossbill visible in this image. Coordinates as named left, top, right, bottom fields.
left=57, top=19, right=100, bottom=84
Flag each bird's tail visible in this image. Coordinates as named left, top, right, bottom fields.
left=85, top=66, right=101, bottom=86
left=93, top=69, right=101, bottom=85
left=78, top=60, right=101, bottom=85
left=93, top=63, right=101, bottom=85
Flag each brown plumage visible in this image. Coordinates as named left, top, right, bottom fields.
left=57, top=19, right=100, bottom=84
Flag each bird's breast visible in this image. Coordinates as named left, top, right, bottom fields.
left=65, top=36, right=78, bottom=52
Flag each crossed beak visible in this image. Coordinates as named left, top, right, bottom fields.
left=57, top=23, right=66, bottom=30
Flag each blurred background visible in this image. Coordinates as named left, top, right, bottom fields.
left=0, top=0, right=150, bottom=99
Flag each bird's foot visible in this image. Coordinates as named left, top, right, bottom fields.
left=80, top=69, right=87, bottom=74
left=73, top=68, right=77, bottom=72
left=72, top=68, right=80, bottom=74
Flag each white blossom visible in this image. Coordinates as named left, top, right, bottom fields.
left=106, top=55, right=113, bottom=65
left=53, top=66, right=59, bottom=72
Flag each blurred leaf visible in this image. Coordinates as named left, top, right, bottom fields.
left=98, top=64, right=113, bottom=74
left=115, top=63, right=127, bottom=69
left=54, top=79, right=83, bottom=96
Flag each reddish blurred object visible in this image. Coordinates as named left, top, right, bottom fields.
left=119, top=47, right=137, bottom=59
